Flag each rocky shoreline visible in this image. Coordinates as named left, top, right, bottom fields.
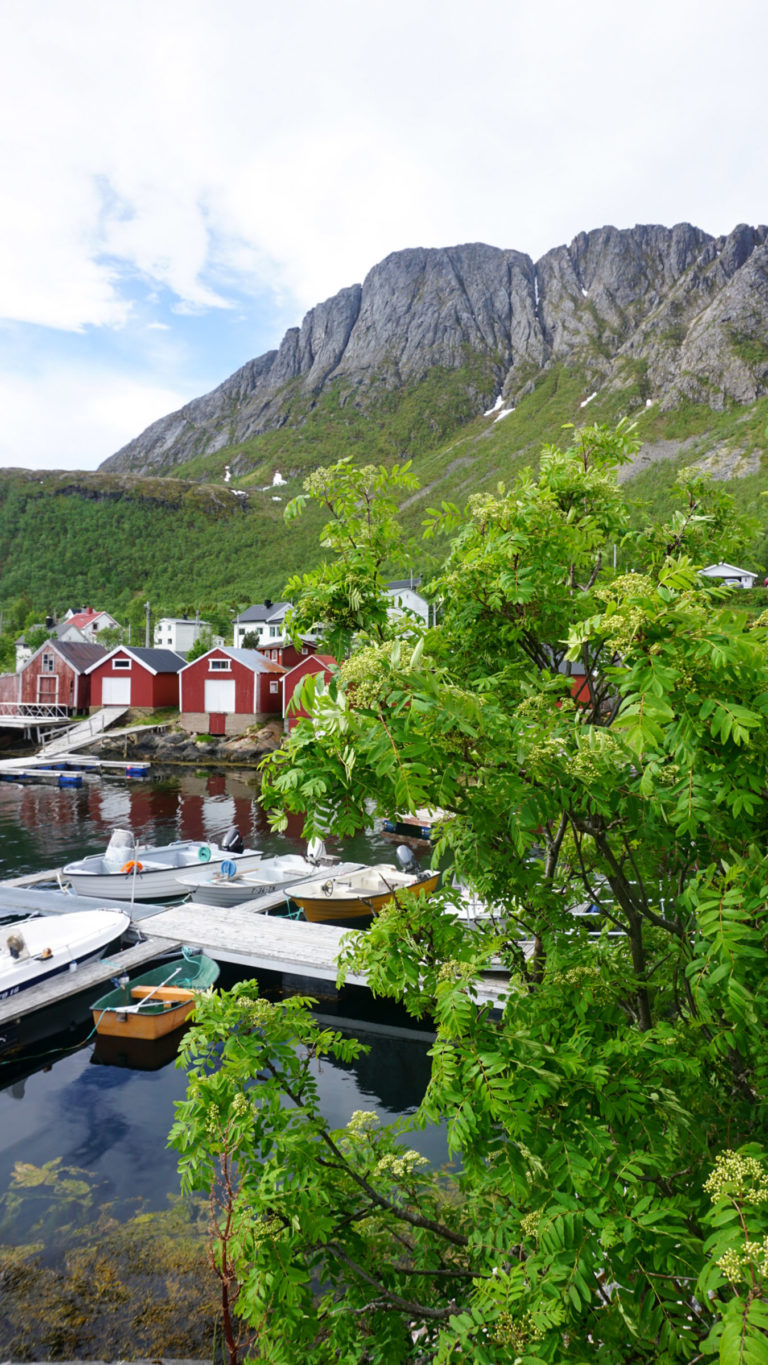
left=87, top=719, right=285, bottom=770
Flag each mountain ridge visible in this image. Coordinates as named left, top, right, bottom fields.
left=100, top=222, right=768, bottom=477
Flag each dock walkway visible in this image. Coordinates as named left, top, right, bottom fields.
left=1, top=872, right=510, bottom=1027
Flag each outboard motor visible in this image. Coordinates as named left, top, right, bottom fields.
left=220, top=827, right=245, bottom=855
left=7, top=933, right=28, bottom=961
left=105, top=829, right=136, bottom=865
left=396, top=844, right=422, bottom=878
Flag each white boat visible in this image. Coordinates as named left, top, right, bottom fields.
left=61, top=827, right=263, bottom=902
left=176, top=847, right=365, bottom=908
left=0, top=909, right=130, bottom=1002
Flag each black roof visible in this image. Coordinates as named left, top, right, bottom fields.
left=50, top=642, right=108, bottom=672
left=125, top=647, right=186, bottom=673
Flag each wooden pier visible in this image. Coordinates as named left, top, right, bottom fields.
left=1, top=869, right=510, bottom=1033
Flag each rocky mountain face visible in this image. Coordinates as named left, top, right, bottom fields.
left=101, top=223, right=768, bottom=475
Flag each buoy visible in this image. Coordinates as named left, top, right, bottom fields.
left=220, top=859, right=238, bottom=879
left=198, top=845, right=212, bottom=862
left=121, top=860, right=143, bottom=874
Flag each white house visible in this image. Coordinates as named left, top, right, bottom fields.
left=60, top=607, right=120, bottom=640
left=699, top=563, right=758, bottom=590
left=386, top=580, right=430, bottom=624
left=153, top=617, right=223, bottom=654
left=233, top=601, right=292, bottom=648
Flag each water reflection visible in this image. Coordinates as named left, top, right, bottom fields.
left=0, top=768, right=446, bottom=1242
left=0, top=765, right=403, bottom=877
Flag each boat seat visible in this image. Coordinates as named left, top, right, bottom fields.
left=130, top=985, right=197, bottom=1002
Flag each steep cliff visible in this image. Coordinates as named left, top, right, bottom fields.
left=100, top=223, right=768, bottom=476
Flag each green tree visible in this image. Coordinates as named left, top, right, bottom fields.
left=23, top=623, right=54, bottom=652
left=96, top=625, right=129, bottom=649
left=172, top=428, right=768, bottom=1362
left=186, top=628, right=216, bottom=662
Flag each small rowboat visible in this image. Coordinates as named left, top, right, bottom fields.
left=63, top=827, right=262, bottom=902
left=90, top=952, right=220, bottom=1041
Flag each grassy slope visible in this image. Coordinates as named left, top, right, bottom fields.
left=2, top=362, right=767, bottom=620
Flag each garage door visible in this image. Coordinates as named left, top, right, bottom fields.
left=103, top=677, right=131, bottom=705
left=204, top=679, right=236, bottom=713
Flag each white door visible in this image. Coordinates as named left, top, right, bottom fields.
left=103, top=677, right=131, bottom=705
left=204, top=679, right=236, bottom=713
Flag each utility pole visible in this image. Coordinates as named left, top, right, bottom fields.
left=145, top=601, right=150, bottom=648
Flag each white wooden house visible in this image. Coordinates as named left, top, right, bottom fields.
left=699, top=563, right=758, bottom=589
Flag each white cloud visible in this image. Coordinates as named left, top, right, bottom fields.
left=0, top=0, right=766, bottom=467
left=0, top=369, right=188, bottom=470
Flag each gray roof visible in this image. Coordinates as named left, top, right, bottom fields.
left=236, top=601, right=290, bottom=624
left=52, top=642, right=109, bottom=672
left=181, top=647, right=284, bottom=674
left=221, top=647, right=285, bottom=673
left=86, top=646, right=186, bottom=675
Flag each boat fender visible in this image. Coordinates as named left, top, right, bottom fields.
left=221, top=860, right=238, bottom=879
left=121, top=860, right=143, bottom=874
left=198, top=845, right=212, bottom=863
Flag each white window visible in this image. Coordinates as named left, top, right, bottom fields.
left=269, top=680, right=279, bottom=694
left=113, top=659, right=131, bottom=670
left=42, top=653, right=55, bottom=673
left=210, top=659, right=231, bottom=671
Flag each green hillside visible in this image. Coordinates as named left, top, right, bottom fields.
left=2, top=363, right=768, bottom=642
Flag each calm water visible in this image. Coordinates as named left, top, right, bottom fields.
left=0, top=766, right=446, bottom=1242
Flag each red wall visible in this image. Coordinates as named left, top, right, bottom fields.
left=0, top=672, right=20, bottom=705
left=180, top=649, right=283, bottom=717
left=19, top=649, right=88, bottom=710
left=89, top=651, right=180, bottom=708
left=283, top=655, right=336, bottom=729
left=258, top=640, right=317, bottom=670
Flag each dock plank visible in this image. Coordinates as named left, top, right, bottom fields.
left=139, top=901, right=369, bottom=982
left=137, top=902, right=510, bottom=1007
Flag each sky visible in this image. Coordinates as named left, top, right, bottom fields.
left=0, top=0, right=766, bottom=472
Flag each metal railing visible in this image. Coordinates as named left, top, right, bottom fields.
left=0, top=702, right=69, bottom=718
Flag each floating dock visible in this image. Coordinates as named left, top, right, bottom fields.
left=1, top=868, right=510, bottom=1034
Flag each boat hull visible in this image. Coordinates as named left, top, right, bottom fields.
left=64, top=846, right=264, bottom=901
left=91, top=994, right=198, bottom=1041
left=178, top=857, right=365, bottom=907
left=0, top=909, right=130, bottom=1003
left=292, top=872, right=440, bottom=924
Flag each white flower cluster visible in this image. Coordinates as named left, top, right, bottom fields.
left=347, top=1110, right=380, bottom=1134
left=374, top=1150, right=429, bottom=1180
left=704, top=1150, right=768, bottom=1205
left=718, top=1237, right=768, bottom=1283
